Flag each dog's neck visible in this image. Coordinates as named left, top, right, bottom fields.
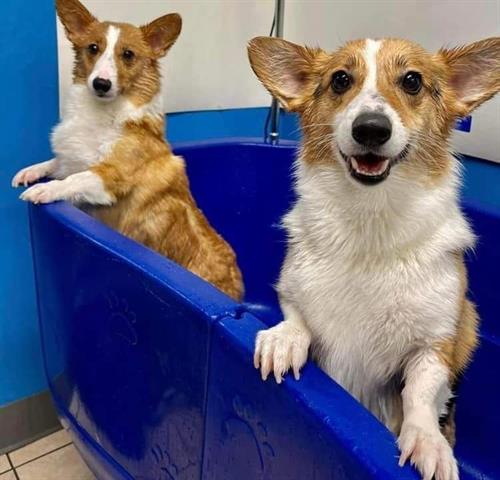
left=63, top=83, right=165, bottom=127
left=289, top=144, right=473, bottom=259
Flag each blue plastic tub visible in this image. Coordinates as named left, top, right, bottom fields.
left=29, top=139, right=499, bottom=479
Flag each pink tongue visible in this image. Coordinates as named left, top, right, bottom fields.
left=357, top=159, right=384, bottom=173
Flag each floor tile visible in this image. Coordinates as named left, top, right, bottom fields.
left=16, top=444, right=94, bottom=480
left=0, top=471, right=16, bottom=480
left=0, top=455, right=9, bottom=474
left=9, top=429, right=71, bottom=467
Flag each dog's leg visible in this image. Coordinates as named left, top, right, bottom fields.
left=440, top=402, right=457, bottom=446
left=20, top=170, right=113, bottom=206
left=254, top=300, right=312, bottom=384
left=398, top=348, right=458, bottom=480
left=12, top=159, right=56, bottom=187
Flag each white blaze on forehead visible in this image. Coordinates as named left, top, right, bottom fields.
left=333, top=37, right=409, bottom=162
left=362, top=39, right=381, bottom=94
left=93, top=26, right=120, bottom=81
left=87, top=25, right=121, bottom=100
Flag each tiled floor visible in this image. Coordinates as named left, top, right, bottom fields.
left=2, top=429, right=94, bottom=479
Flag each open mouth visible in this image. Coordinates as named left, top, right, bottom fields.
left=339, top=148, right=409, bottom=186
left=348, top=153, right=391, bottom=185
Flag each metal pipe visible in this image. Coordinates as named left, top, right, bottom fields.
left=275, top=0, right=285, bottom=37
left=268, top=0, right=285, bottom=144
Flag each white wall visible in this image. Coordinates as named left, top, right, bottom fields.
left=284, top=0, right=500, bottom=162
left=57, top=0, right=500, bottom=161
left=57, top=0, right=274, bottom=112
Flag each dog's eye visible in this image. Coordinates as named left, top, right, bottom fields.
left=87, top=43, right=99, bottom=55
left=331, top=70, right=352, bottom=94
left=401, top=71, right=422, bottom=95
left=123, top=50, right=135, bottom=61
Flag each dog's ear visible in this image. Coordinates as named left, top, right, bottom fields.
left=141, top=13, right=182, bottom=58
left=439, top=37, right=500, bottom=116
left=248, top=37, right=322, bottom=112
left=56, top=0, right=96, bottom=42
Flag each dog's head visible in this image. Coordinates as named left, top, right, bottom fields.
left=248, top=36, right=500, bottom=186
left=56, top=0, right=181, bottom=103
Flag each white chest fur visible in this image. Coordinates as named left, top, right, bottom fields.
left=278, top=160, right=474, bottom=422
left=51, top=85, right=123, bottom=178
left=50, top=84, right=163, bottom=179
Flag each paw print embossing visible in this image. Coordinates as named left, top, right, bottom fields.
left=221, top=396, right=275, bottom=477
left=151, top=441, right=196, bottom=480
left=105, top=291, right=138, bottom=346
left=151, top=444, right=178, bottom=480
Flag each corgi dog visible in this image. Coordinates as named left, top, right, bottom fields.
left=12, top=0, right=243, bottom=301
left=249, top=36, right=500, bottom=480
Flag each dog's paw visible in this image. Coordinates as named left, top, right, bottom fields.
left=254, top=322, right=311, bottom=384
left=398, top=420, right=459, bottom=480
left=12, top=164, right=49, bottom=187
left=20, top=181, right=65, bottom=204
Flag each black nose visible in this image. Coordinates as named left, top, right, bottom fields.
left=92, top=77, right=112, bottom=93
left=352, top=112, right=392, bottom=147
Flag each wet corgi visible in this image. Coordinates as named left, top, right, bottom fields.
left=12, top=0, right=243, bottom=301
left=249, top=36, right=500, bottom=479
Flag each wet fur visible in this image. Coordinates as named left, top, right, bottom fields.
left=250, top=35, right=499, bottom=480
left=13, top=0, right=243, bottom=300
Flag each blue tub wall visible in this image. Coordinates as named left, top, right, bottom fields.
left=168, top=109, right=500, bottom=213
left=167, top=107, right=300, bottom=144
left=4, top=38, right=500, bottom=411
left=0, top=78, right=298, bottom=406
left=30, top=200, right=238, bottom=479
left=461, top=156, right=500, bottom=210
left=29, top=143, right=419, bottom=479
left=170, top=141, right=500, bottom=479
left=177, top=139, right=298, bottom=320
left=0, top=0, right=59, bottom=407
left=30, top=140, right=500, bottom=479
left=203, top=313, right=418, bottom=480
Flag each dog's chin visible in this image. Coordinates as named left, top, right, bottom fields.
left=339, top=148, right=409, bottom=186
left=88, top=87, right=118, bottom=103
left=94, top=92, right=118, bottom=103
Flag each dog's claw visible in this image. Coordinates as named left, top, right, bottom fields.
left=398, top=421, right=459, bottom=480
left=254, top=322, right=311, bottom=384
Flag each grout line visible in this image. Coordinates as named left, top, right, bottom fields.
left=9, top=442, right=73, bottom=470
left=5, top=455, right=19, bottom=480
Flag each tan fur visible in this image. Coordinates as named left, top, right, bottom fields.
left=248, top=36, right=500, bottom=455
left=436, top=256, right=479, bottom=380
left=56, top=0, right=96, bottom=42
left=434, top=255, right=479, bottom=446
left=376, top=39, right=454, bottom=182
left=57, top=0, right=181, bottom=104
left=436, top=256, right=479, bottom=379
left=248, top=38, right=369, bottom=167
left=435, top=295, right=478, bottom=446
left=56, top=0, right=244, bottom=300
left=90, top=117, right=243, bottom=300
left=438, top=38, right=500, bottom=116
left=441, top=403, right=457, bottom=445
left=248, top=36, right=500, bottom=182
left=437, top=305, right=477, bottom=447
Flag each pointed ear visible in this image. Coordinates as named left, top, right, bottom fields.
left=141, top=13, right=182, bottom=58
left=439, top=37, right=500, bottom=116
left=247, top=37, right=322, bottom=112
left=56, top=0, right=96, bottom=42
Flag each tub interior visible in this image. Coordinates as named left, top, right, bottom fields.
left=31, top=139, right=499, bottom=479
left=181, top=139, right=295, bottom=324
left=179, top=139, right=500, bottom=479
